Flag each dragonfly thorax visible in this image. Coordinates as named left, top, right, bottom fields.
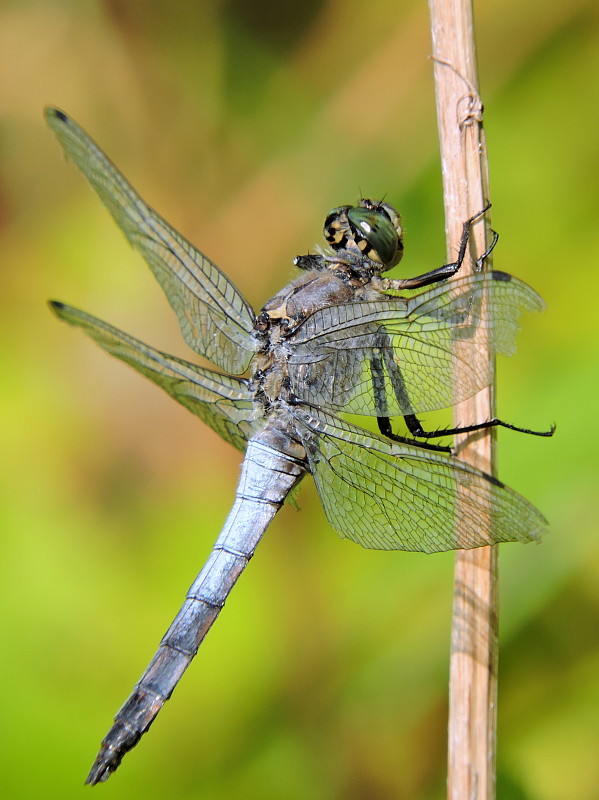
left=258, top=269, right=355, bottom=327
left=252, top=266, right=365, bottom=409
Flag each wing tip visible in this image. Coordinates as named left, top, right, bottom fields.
left=48, top=299, right=66, bottom=317
left=48, top=299, right=78, bottom=326
left=44, top=105, right=69, bottom=126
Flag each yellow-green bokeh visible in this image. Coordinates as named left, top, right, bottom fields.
left=1, top=1, right=598, bottom=798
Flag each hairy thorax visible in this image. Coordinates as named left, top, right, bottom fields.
left=251, top=267, right=368, bottom=408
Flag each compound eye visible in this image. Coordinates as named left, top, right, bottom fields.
left=347, top=204, right=403, bottom=268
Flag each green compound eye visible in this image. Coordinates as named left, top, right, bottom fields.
left=323, top=199, right=403, bottom=270
left=347, top=206, right=402, bottom=268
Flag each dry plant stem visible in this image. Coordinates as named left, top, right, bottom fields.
left=428, top=1, right=498, bottom=799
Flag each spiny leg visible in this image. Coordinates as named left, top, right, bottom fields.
left=376, top=416, right=451, bottom=452
left=402, top=413, right=556, bottom=440
left=370, top=333, right=554, bottom=446
left=370, top=347, right=451, bottom=452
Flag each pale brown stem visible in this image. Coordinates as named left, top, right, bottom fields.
left=428, top=2, right=498, bottom=799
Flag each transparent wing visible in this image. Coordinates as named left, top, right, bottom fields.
left=46, top=107, right=257, bottom=375
left=287, top=271, right=544, bottom=416
left=293, top=407, right=547, bottom=552
left=50, top=301, right=256, bottom=452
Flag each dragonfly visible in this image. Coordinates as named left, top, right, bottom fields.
left=46, top=107, right=552, bottom=784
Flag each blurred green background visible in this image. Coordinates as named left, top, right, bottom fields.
left=1, top=0, right=597, bottom=798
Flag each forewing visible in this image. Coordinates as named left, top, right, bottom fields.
left=293, top=407, right=547, bottom=552
left=287, top=271, right=544, bottom=416
left=46, top=107, right=256, bottom=375
left=50, top=301, right=256, bottom=452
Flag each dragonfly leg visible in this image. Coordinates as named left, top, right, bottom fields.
left=403, top=413, right=556, bottom=440
left=370, top=349, right=454, bottom=452
left=376, top=416, right=451, bottom=452
left=373, top=204, right=491, bottom=292
left=475, top=229, right=499, bottom=268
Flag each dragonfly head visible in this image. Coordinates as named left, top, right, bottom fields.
left=323, top=199, right=403, bottom=271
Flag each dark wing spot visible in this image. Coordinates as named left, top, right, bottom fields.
left=49, top=107, right=68, bottom=123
